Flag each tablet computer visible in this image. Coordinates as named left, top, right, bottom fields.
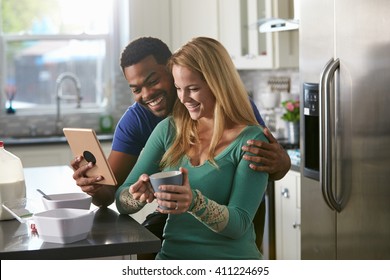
left=63, top=128, right=117, bottom=186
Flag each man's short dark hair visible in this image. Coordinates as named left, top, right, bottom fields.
left=120, top=37, right=172, bottom=72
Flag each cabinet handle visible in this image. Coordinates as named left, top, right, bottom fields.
left=281, top=188, right=289, bottom=198
left=293, top=223, right=301, bottom=229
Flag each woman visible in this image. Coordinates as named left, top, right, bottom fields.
left=115, top=37, right=269, bottom=259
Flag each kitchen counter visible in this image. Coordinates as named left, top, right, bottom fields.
left=278, top=139, right=299, bottom=150
left=0, top=166, right=161, bottom=260
left=2, top=133, right=113, bottom=146
left=287, top=149, right=301, bottom=172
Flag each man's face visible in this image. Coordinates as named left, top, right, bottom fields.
left=124, top=55, right=177, bottom=118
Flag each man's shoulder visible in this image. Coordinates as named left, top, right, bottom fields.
left=113, top=103, right=161, bottom=155
left=122, top=102, right=159, bottom=122
left=127, top=102, right=149, bottom=115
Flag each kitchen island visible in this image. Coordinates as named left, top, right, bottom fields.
left=0, top=166, right=161, bottom=260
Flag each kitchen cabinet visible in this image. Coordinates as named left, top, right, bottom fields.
left=170, top=0, right=219, bottom=50
left=219, top=0, right=299, bottom=69
left=128, top=0, right=298, bottom=69
left=128, top=0, right=171, bottom=45
left=274, top=169, right=301, bottom=259
left=128, top=0, right=218, bottom=51
left=7, top=142, right=112, bottom=168
left=170, top=0, right=298, bottom=69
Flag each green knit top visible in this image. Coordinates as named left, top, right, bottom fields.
left=116, top=117, right=269, bottom=259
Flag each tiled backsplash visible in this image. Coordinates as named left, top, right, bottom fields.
left=0, top=68, right=298, bottom=138
left=239, top=68, right=300, bottom=98
left=240, top=68, right=300, bottom=140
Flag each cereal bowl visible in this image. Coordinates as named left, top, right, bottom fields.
left=33, top=208, right=94, bottom=244
left=42, top=192, right=92, bottom=210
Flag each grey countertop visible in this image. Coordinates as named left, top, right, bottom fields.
left=286, top=149, right=301, bottom=172
left=279, top=139, right=300, bottom=173
left=290, top=163, right=300, bottom=172
left=2, top=133, right=113, bottom=146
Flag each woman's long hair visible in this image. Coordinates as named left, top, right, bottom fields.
left=161, top=37, right=259, bottom=168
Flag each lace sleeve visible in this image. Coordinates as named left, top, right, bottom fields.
left=118, top=188, right=146, bottom=214
left=187, top=189, right=229, bottom=232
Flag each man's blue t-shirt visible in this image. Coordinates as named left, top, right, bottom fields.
left=112, top=99, right=265, bottom=156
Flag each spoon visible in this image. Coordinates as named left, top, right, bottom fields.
left=36, top=189, right=52, bottom=200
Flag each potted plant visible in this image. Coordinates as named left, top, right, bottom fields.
left=281, top=100, right=300, bottom=123
left=281, top=99, right=300, bottom=144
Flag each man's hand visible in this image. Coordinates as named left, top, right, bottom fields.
left=242, top=127, right=291, bottom=181
left=71, top=155, right=105, bottom=195
left=71, top=155, right=118, bottom=207
left=70, top=151, right=138, bottom=207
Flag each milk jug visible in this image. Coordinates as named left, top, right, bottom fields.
left=0, top=141, right=26, bottom=220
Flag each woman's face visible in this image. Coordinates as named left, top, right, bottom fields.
left=172, top=65, right=216, bottom=121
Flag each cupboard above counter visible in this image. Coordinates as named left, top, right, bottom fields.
left=129, top=0, right=298, bottom=70
left=219, top=0, right=299, bottom=69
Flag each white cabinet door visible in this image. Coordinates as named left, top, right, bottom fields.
left=271, top=0, right=300, bottom=68
left=219, top=0, right=299, bottom=69
left=170, top=0, right=219, bottom=51
left=217, top=0, right=243, bottom=59
left=275, top=170, right=301, bottom=259
left=128, top=0, right=298, bottom=69
left=128, top=0, right=171, bottom=44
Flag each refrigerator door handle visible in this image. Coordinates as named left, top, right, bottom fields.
left=319, top=58, right=336, bottom=210
left=321, top=58, right=341, bottom=212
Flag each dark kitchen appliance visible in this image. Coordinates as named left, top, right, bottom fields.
left=302, top=82, right=319, bottom=181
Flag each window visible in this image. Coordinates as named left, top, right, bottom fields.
left=1, top=0, right=116, bottom=113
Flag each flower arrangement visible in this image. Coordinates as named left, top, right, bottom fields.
left=281, top=100, right=300, bottom=122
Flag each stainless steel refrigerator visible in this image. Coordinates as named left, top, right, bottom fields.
left=300, top=0, right=390, bottom=259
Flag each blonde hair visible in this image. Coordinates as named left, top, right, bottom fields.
left=161, top=37, right=259, bottom=168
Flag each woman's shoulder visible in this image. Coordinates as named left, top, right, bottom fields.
left=242, top=124, right=264, bottom=134
left=155, top=116, right=175, bottom=129
left=241, top=125, right=268, bottom=143
left=151, top=116, right=177, bottom=143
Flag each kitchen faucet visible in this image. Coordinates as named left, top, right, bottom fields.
left=55, top=72, right=82, bottom=133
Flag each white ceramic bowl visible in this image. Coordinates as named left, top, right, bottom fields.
left=41, top=192, right=92, bottom=210
left=33, top=208, right=95, bottom=244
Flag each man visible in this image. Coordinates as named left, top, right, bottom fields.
left=71, top=37, right=290, bottom=252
